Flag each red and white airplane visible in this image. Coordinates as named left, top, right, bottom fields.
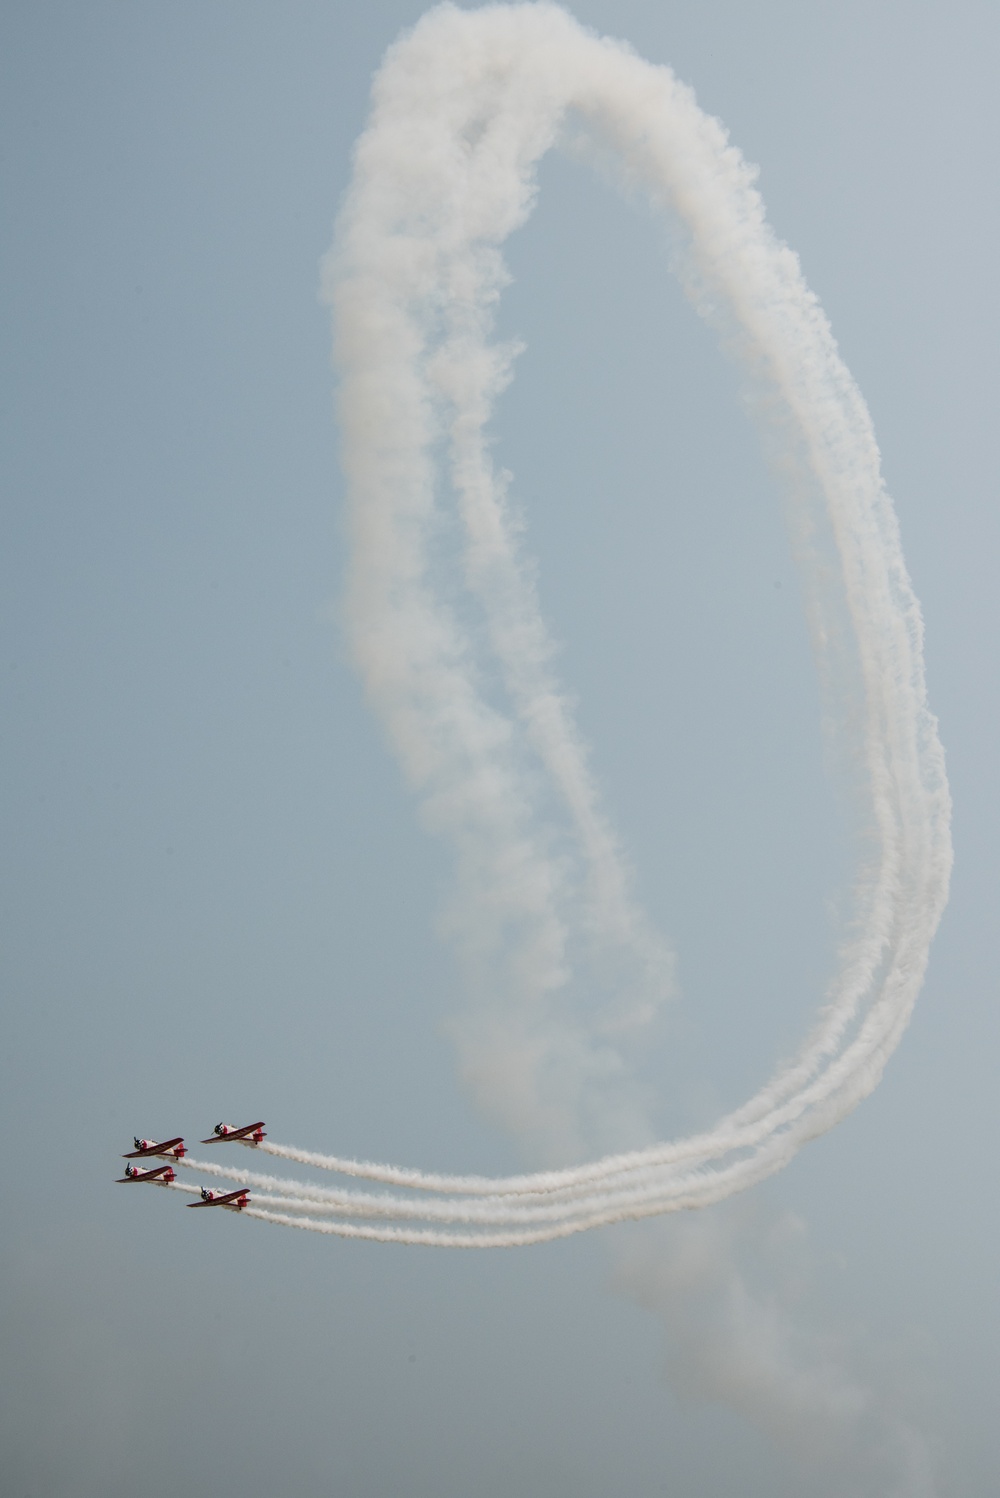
left=188, top=1186, right=250, bottom=1211
left=117, top=1162, right=176, bottom=1185
left=200, top=1121, right=266, bottom=1146
left=123, top=1136, right=186, bottom=1161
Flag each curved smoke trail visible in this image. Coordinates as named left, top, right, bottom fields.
left=186, top=3, right=949, bottom=1249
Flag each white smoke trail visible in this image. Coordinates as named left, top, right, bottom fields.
left=317, top=0, right=950, bottom=1211
left=174, top=2, right=949, bottom=1252
left=172, top=6, right=945, bottom=1483
left=178, top=1151, right=795, bottom=1231
left=242, top=1180, right=768, bottom=1247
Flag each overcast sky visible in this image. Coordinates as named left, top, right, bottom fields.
left=2, top=3, right=998, bottom=1495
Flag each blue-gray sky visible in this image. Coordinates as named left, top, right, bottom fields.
left=1, top=3, right=997, bottom=1494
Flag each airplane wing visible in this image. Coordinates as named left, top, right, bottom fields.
left=199, top=1122, right=266, bottom=1144
left=123, top=1137, right=184, bottom=1159
left=187, top=1189, right=249, bottom=1209
left=117, top=1165, right=173, bottom=1184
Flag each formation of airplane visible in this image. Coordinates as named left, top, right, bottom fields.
left=117, top=1121, right=264, bottom=1216
left=200, top=1121, right=266, bottom=1146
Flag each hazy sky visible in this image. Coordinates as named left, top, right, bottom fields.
left=2, top=3, right=997, bottom=1495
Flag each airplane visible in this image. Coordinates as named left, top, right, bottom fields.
left=200, top=1121, right=266, bottom=1146
left=188, top=1186, right=250, bottom=1211
left=123, top=1136, right=186, bottom=1161
left=117, top=1162, right=176, bottom=1185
